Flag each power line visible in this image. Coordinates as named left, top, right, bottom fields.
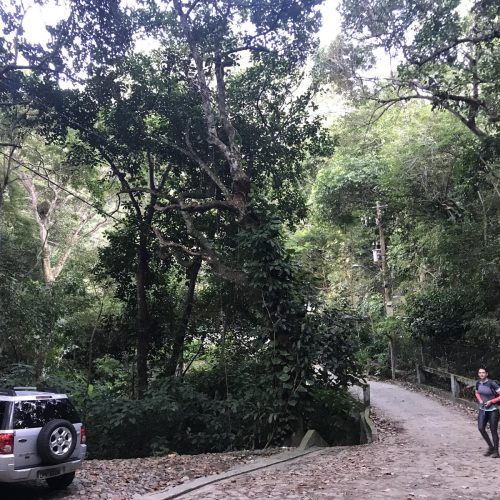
left=0, top=78, right=146, bottom=164
left=0, top=79, right=121, bottom=170
left=0, top=150, right=121, bottom=221
left=0, top=79, right=156, bottom=218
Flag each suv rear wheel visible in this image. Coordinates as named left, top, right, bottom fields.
left=37, top=419, right=77, bottom=464
left=46, top=471, right=75, bottom=490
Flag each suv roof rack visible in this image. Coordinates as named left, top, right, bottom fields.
left=0, top=389, right=17, bottom=396
left=13, top=386, right=37, bottom=391
left=37, top=387, right=62, bottom=394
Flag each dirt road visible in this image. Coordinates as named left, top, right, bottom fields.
left=181, top=381, right=495, bottom=499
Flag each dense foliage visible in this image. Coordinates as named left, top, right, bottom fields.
left=0, top=0, right=363, bottom=457
left=303, top=0, right=499, bottom=379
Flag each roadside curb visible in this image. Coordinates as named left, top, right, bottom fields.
left=135, top=446, right=327, bottom=500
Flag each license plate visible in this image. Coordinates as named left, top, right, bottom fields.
left=37, top=467, right=62, bottom=479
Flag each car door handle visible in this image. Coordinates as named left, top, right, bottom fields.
left=18, top=439, right=27, bottom=443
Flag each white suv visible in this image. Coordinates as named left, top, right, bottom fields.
left=0, top=387, right=87, bottom=490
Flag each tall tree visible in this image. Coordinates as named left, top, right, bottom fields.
left=16, top=138, right=107, bottom=283
left=10, top=0, right=327, bottom=396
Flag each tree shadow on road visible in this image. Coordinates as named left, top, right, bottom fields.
left=0, top=481, right=75, bottom=500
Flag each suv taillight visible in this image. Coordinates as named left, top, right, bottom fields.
left=80, top=426, right=87, bottom=444
left=0, top=433, right=14, bottom=454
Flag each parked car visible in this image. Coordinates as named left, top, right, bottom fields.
left=0, top=387, right=86, bottom=490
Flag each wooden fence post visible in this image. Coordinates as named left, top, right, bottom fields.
left=416, top=365, right=426, bottom=384
left=450, top=374, right=460, bottom=399
left=363, top=384, right=370, bottom=407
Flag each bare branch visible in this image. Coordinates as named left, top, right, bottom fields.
left=154, top=195, right=246, bottom=283
left=178, top=205, right=246, bottom=284
left=123, top=186, right=237, bottom=214
left=153, top=228, right=203, bottom=257
left=221, top=45, right=271, bottom=58
left=18, top=171, right=54, bottom=282
left=120, top=186, right=174, bottom=201
left=81, top=219, right=108, bottom=238
left=0, top=64, right=43, bottom=77
left=157, top=134, right=231, bottom=198
left=52, top=210, right=94, bottom=279
left=409, top=30, right=500, bottom=68
left=214, top=50, right=239, bottom=158
left=185, top=0, right=202, bottom=16
left=172, top=0, right=250, bottom=212
left=0, top=102, right=31, bottom=108
left=368, top=92, right=488, bottom=139
left=155, top=199, right=239, bottom=214
left=0, top=151, right=120, bottom=220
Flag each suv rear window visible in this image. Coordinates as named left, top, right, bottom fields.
left=0, top=402, right=8, bottom=430
left=14, top=399, right=80, bottom=429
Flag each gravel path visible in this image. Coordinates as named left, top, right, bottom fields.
left=0, top=449, right=283, bottom=500
left=178, top=381, right=493, bottom=499
left=1, top=381, right=492, bottom=499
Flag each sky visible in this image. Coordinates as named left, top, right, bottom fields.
left=318, top=0, right=342, bottom=47
left=22, top=0, right=343, bottom=49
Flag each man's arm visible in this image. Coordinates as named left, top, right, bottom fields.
left=488, top=382, right=500, bottom=405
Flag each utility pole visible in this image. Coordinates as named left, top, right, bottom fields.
left=376, top=201, right=393, bottom=318
left=375, top=201, right=395, bottom=379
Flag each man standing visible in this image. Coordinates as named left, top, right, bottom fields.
left=475, top=367, right=500, bottom=457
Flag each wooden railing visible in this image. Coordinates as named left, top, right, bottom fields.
left=360, top=382, right=370, bottom=407
left=350, top=381, right=377, bottom=443
left=416, top=365, right=475, bottom=404
left=350, top=381, right=371, bottom=407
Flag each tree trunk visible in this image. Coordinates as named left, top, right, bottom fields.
left=87, top=297, right=105, bottom=388
left=389, top=337, right=396, bottom=380
left=41, top=254, right=55, bottom=283
left=1, top=145, right=18, bottom=217
left=166, top=255, right=202, bottom=377
left=136, top=230, right=151, bottom=398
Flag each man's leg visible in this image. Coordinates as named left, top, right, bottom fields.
left=479, top=410, right=494, bottom=454
left=489, top=410, right=499, bottom=457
